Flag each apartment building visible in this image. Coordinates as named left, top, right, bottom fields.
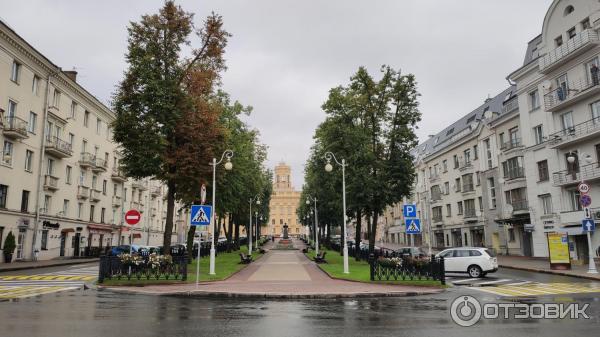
left=509, top=0, right=600, bottom=259
left=0, top=19, right=187, bottom=262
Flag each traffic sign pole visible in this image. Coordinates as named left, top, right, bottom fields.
left=587, top=230, right=597, bottom=274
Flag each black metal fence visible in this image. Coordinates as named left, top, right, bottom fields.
left=98, top=255, right=187, bottom=283
left=369, top=255, right=445, bottom=284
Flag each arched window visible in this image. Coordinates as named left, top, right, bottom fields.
left=564, top=5, right=574, bottom=16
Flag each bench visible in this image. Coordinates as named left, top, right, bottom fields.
left=259, top=248, right=267, bottom=254
left=301, top=248, right=308, bottom=254
left=239, top=253, right=252, bottom=264
left=314, top=251, right=327, bottom=264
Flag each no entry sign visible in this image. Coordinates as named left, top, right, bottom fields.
left=125, top=209, right=141, bottom=225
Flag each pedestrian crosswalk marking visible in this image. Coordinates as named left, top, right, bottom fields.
left=0, top=275, right=95, bottom=281
left=472, top=282, right=600, bottom=297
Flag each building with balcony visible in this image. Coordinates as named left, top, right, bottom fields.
left=0, top=19, right=188, bottom=262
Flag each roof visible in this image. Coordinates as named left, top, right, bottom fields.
left=523, top=34, right=542, bottom=66
left=412, top=85, right=516, bottom=162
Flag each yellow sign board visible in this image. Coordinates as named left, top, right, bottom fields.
left=547, top=232, right=570, bottom=269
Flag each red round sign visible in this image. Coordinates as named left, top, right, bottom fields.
left=125, top=209, right=141, bottom=225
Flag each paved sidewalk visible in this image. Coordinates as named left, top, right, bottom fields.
left=0, top=258, right=98, bottom=272
left=102, top=239, right=443, bottom=298
left=499, top=255, right=600, bottom=281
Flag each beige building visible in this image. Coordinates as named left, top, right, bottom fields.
left=265, top=162, right=302, bottom=237
left=0, top=19, right=188, bottom=262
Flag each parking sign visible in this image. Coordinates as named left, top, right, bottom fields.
left=403, top=204, right=417, bottom=218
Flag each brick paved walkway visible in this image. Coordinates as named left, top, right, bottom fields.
left=102, top=239, right=443, bottom=298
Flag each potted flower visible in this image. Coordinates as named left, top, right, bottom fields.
left=3, top=231, right=16, bottom=263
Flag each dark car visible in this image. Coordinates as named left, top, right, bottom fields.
left=395, top=247, right=427, bottom=259
left=110, top=245, right=131, bottom=256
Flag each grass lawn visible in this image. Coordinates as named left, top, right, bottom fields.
left=307, top=248, right=444, bottom=287
left=100, top=246, right=263, bottom=286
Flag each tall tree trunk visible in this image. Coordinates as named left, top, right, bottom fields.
left=354, top=210, right=362, bottom=261
left=369, top=212, right=378, bottom=255
left=163, top=180, right=176, bottom=254
left=366, top=213, right=372, bottom=251
left=326, top=222, right=331, bottom=247
left=234, top=221, right=240, bottom=251
left=186, top=226, right=196, bottom=261
left=226, top=214, right=233, bottom=252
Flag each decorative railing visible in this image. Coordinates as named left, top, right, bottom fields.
left=3, top=116, right=28, bottom=136
left=505, top=167, right=525, bottom=180
left=539, top=30, right=599, bottom=71
left=462, top=183, right=475, bottom=192
left=548, top=117, right=600, bottom=146
left=544, top=76, right=600, bottom=111
left=501, top=97, right=519, bottom=114
left=459, top=160, right=473, bottom=170
left=93, top=157, right=108, bottom=171
left=77, top=185, right=90, bottom=199
left=98, top=255, right=187, bottom=283
left=45, top=136, right=72, bottom=155
left=44, top=175, right=59, bottom=189
left=500, top=138, right=522, bottom=151
left=464, top=208, right=477, bottom=218
left=79, top=152, right=95, bottom=166
left=553, top=161, right=600, bottom=185
left=510, top=199, right=529, bottom=212
left=369, top=255, right=445, bottom=284
left=432, top=215, right=443, bottom=223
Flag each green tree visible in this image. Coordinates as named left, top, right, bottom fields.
left=112, top=2, right=230, bottom=253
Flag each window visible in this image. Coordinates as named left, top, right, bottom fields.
left=446, top=204, right=451, bottom=217
left=124, top=188, right=128, bottom=201
left=502, top=157, right=524, bottom=179
left=59, top=165, right=69, bottom=185
left=564, top=5, right=574, bottom=16
left=555, top=35, right=563, bottom=47
left=561, top=111, right=574, bottom=133
left=102, top=180, right=107, bottom=195
left=10, top=61, right=21, bottom=83
left=567, top=27, right=576, bottom=39
left=498, top=133, right=505, bottom=147
left=78, top=203, right=83, bottom=219
left=488, top=178, right=496, bottom=209
left=484, top=139, right=492, bottom=169
left=569, top=190, right=582, bottom=211
left=96, top=118, right=102, bottom=135
left=457, top=201, right=464, bottom=215
left=444, top=181, right=450, bottom=194
left=540, top=194, right=553, bottom=215
left=41, top=230, right=48, bottom=250
left=2, top=141, right=13, bottom=166
left=84, top=111, right=90, bottom=127
left=69, top=133, right=74, bottom=146
left=63, top=199, right=69, bottom=217
left=509, top=127, right=519, bottom=147
left=529, top=90, right=540, bottom=111
left=79, top=170, right=86, bottom=185
left=537, top=160, right=549, bottom=181
left=21, top=190, right=29, bottom=212
left=455, top=178, right=461, bottom=192
left=0, top=185, right=7, bottom=208
left=596, top=144, right=600, bottom=165
left=473, top=145, right=478, bottom=160
left=0, top=227, right=3, bottom=250
left=442, top=160, right=448, bottom=172
left=28, top=112, right=37, bottom=133
left=557, top=74, right=569, bottom=102
left=533, top=125, right=543, bottom=144
left=582, top=18, right=591, bottom=30
left=462, top=174, right=474, bottom=191
left=478, top=196, right=483, bottom=211
left=24, top=150, right=33, bottom=172
left=52, top=89, right=61, bottom=107
left=476, top=171, right=481, bottom=186
left=32, top=75, right=39, bottom=95
left=508, top=228, right=515, bottom=242
left=453, top=155, right=459, bottom=169
left=47, top=158, right=54, bottom=176
left=464, top=149, right=471, bottom=164
left=43, top=195, right=51, bottom=214
left=101, top=208, right=106, bottom=223
left=90, top=205, right=95, bottom=222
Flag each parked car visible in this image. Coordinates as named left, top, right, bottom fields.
left=435, top=247, right=498, bottom=278
left=395, top=247, right=427, bottom=259
left=110, top=245, right=130, bottom=256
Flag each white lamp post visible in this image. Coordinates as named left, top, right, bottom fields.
left=568, top=153, right=597, bottom=274
left=209, top=150, right=233, bottom=275
left=324, top=152, right=349, bottom=274
left=307, top=197, right=318, bottom=255
left=248, top=195, right=260, bottom=254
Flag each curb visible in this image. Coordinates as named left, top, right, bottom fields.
left=0, top=259, right=99, bottom=272
left=499, top=264, right=600, bottom=281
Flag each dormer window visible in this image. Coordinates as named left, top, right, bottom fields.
left=564, top=5, right=574, bottom=16
left=567, top=27, right=576, bottom=39
left=582, top=18, right=591, bottom=30
left=555, top=35, right=563, bottom=47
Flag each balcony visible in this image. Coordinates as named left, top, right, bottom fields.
left=112, top=195, right=121, bottom=207
left=150, top=186, right=161, bottom=197
left=44, top=136, right=72, bottom=158
left=462, top=183, right=475, bottom=193
left=3, top=116, right=28, bottom=139
left=132, top=180, right=147, bottom=191
left=553, top=161, right=600, bottom=186
left=548, top=117, right=600, bottom=149
left=111, top=167, right=127, bottom=182
left=77, top=185, right=90, bottom=199
left=539, top=30, right=600, bottom=74
left=509, top=199, right=529, bottom=214
left=500, top=138, right=523, bottom=152
left=89, top=189, right=102, bottom=202
left=432, top=215, right=443, bottom=223
left=501, top=97, right=519, bottom=115
left=43, top=175, right=59, bottom=191
left=504, top=167, right=525, bottom=180
left=429, top=173, right=440, bottom=183
left=92, top=157, right=108, bottom=173
left=458, top=160, right=473, bottom=172
left=79, top=152, right=95, bottom=168
left=544, top=75, right=600, bottom=112
left=464, top=209, right=478, bottom=222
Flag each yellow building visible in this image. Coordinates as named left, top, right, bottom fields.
left=265, top=162, right=302, bottom=237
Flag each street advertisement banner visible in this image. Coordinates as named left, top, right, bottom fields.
left=547, top=232, right=571, bottom=270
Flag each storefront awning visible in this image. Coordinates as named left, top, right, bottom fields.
left=132, top=233, right=142, bottom=239
left=87, top=224, right=114, bottom=233
left=61, top=228, right=74, bottom=233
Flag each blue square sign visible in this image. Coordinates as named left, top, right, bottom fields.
left=190, top=205, right=212, bottom=226
left=403, top=204, right=417, bottom=218
left=406, top=218, right=421, bottom=234
left=582, top=219, right=595, bottom=233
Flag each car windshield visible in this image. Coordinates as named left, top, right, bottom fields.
left=484, top=249, right=497, bottom=257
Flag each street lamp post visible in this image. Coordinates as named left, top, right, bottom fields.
left=248, top=195, right=260, bottom=255
left=567, top=153, right=597, bottom=274
left=307, top=197, right=318, bottom=255
left=324, top=152, right=349, bottom=274
left=209, top=150, right=233, bottom=275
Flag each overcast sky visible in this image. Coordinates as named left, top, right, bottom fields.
left=1, top=0, right=553, bottom=188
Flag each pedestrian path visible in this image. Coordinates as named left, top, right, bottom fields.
left=0, top=265, right=97, bottom=300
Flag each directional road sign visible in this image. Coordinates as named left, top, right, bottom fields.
left=191, top=205, right=212, bottom=226
left=578, top=182, right=590, bottom=194
left=125, top=209, right=141, bottom=225
left=405, top=218, right=421, bottom=234
left=403, top=204, right=417, bottom=218
left=580, top=194, right=592, bottom=207
left=582, top=219, right=596, bottom=233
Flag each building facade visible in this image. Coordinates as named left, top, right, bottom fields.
left=265, top=162, right=302, bottom=237
left=0, top=19, right=187, bottom=262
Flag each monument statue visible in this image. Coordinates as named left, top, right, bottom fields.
left=282, top=223, right=289, bottom=239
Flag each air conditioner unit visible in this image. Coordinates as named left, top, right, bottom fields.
left=594, top=211, right=600, bottom=220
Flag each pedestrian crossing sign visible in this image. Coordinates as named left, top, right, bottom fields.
left=190, top=205, right=212, bottom=226
left=405, top=218, right=421, bottom=234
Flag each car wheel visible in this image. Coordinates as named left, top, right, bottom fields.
left=468, top=265, right=483, bottom=278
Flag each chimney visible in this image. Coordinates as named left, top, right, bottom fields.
left=64, top=70, right=77, bottom=82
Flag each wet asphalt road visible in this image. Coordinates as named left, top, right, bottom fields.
left=1, top=265, right=600, bottom=337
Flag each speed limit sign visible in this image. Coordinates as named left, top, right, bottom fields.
left=578, top=182, right=590, bottom=194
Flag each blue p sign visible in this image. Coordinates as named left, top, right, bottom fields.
left=403, top=204, right=417, bottom=218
